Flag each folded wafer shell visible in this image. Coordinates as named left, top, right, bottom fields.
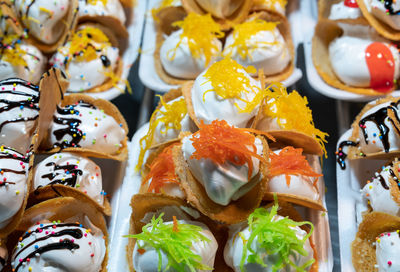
left=25, top=0, right=79, bottom=53
left=352, top=211, right=400, bottom=272
left=172, top=135, right=269, bottom=224
left=181, top=0, right=253, bottom=30
left=251, top=0, right=286, bottom=15
left=0, top=0, right=23, bottom=36
left=312, top=18, right=395, bottom=96
left=127, top=193, right=230, bottom=272
left=318, top=0, right=365, bottom=24
left=357, top=0, right=400, bottom=41
left=38, top=94, right=129, bottom=161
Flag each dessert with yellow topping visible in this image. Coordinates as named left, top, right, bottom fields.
left=50, top=25, right=122, bottom=93
left=155, top=12, right=224, bottom=84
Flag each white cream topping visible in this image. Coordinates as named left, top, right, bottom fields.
left=47, top=101, right=126, bottom=155
left=132, top=220, right=218, bottom=272
left=0, top=43, right=46, bottom=84
left=0, top=78, right=40, bottom=154
left=0, top=147, right=29, bottom=229
left=329, top=26, right=400, bottom=87
left=160, top=29, right=222, bottom=79
left=78, top=0, right=126, bottom=24
left=329, top=1, right=362, bottom=20
left=362, top=165, right=400, bottom=216
left=33, top=153, right=104, bottom=205
left=153, top=96, right=195, bottom=145
left=181, top=134, right=263, bottom=206
left=196, top=0, right=244, bottom=18
left=11, top=220, right=106, bottom=272
left=191, top=68, right=261, bottom=128
left=224, top=215, right=314, bottom=272
left=50, top=38, right=119, bottom=92
left=145, top=178, right=186, bottom=199
left=366, top=0, right=400, bottom=30
left=223, top=27, right=290, bottom=76
left=375, top=231, right=400, bottom=272
left=14, top=0, right=70, bottom=44
left=358, top=101, right=400, bottom=154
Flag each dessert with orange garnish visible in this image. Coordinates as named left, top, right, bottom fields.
left=266, top=146, right=324, bottom=210
left=172, top=119, right=269, bottom=223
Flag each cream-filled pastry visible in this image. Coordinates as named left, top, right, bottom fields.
left=375, top=231, right=400, bottom=271
left=190, top=58, right=261, bottom=128
left=0, top=78, right=40, bottom=154
left=50, top=26, right=119, bottom=92
left=329, top=0, right=362, bottom=20
left=0, top=146, right=29, bottom=229
left=11, top=220, right=106, bottom=272
left=195, top=0, right=244, bottom=18
left=181, top=120, right=265, bottom=206
left=13, top=0, right=71, bottom=44
left=223, top=19, right=290, bottom=76
left=365, top=0, right=400, bottom=30
left=224, top=205, right=315, bottom=272
left=78, top=0, right=126, bottom=25
left=329, top=24, right=400, bottom=91
left=160, top=13, right=223, bottom=79
left=33, top=153, right=104, bottom=205
left=47, top=100, right=126, bottom=155
left=0, top=38, right=46, bottom=84
left=268, top=147, right=321, bottom=201
left=131, top=215, right=218, bottom=272
left=253, top=0, right=287, bottom=16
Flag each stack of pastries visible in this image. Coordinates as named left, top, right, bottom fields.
left=129, top=54, right=329, bottom=271
left=0, top=0, right=134, bottom=94
left=152, top=0, right=295, bottom=87
left=313, top=0, right=400, bottom=96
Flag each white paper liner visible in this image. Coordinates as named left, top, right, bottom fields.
left=139, top=0, right=303, bottom=93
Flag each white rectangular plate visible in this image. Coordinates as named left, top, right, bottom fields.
left=108, top=123, right=333, bottom=271
left=139, top=0, right=303, bottom=93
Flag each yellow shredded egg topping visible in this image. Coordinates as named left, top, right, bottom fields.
left=87, top=0, right=108, bottom=6
left=1, top=34, right=28, bottom=67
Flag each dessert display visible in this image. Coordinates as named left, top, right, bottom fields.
left=357, top=0, right=400, bottom=40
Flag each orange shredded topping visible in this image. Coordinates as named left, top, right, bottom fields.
left=190, top=120, right=267, bottom=179
left=203, top=58, right=260, bottom=111
left=224, top=19, right=280, bottom=60
left=143, top=144, right=179, bottom=193
left=269, top=146, right=322, bottom=188
left=136, top=96, right=187, bottom=171
left=172, top=216, right=179, bottom=232
left=169, top=13, right=224, bottom=65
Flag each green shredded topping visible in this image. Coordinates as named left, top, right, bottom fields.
left=127, top=213, right=212, bottom=272
left=239, top=203, right=315, bottom=272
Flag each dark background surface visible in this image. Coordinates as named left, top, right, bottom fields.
left=111, top=43, right=366, bottom=272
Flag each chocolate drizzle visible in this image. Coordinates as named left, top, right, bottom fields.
left=336, top=140, right=358, bottom=170
left=52, top=101, right=96, bottom=150
left=383, top=0, right=400, bottom=15
left=359, top=101, right=400, bottom=153
left=40, top=161, right=82, bottom=187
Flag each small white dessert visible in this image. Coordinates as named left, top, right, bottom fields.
left=47, top=101, right=126, bottom=155
left=375, top=231, right=400, bottom=271
left=0, top=42, right=46, bottom=84
left=181, top=133, right=264, bottom=206
left=329, top=0, right=361, bottom=20
left=362, top=164, right=400, bottom=216
left=223, top=20, right=290, bottom=76
left=33, top=153, right=104, bottom=205
left=11, top=220, right=106, bottom=272
left=191, top=59, right=261, bottom=128
left=50, top=26, right=119, bottom=92
left=195, top=0, right=244, bottom=18
left=329, top=25, right=400, bottom=89
left=224, top=210, right=314, bottom=271
left=366, top=0, right=400, bottom=30
left=0, top=146, right=29, bottom=229
left=132, top=219, right=218, bottom=272
left=14, top=0, right=71, bottom=44
left=0, top=78, right=40, bottom=154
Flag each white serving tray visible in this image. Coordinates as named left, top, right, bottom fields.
left=302, top=0, right=400, bottom=102
left=80, top=0, right=147, bottom=100
left=108, top=123, right=333, bottom=271
left=336, top=129, right=388, bottom=272
left=139, top=0, right=303, bottom=93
